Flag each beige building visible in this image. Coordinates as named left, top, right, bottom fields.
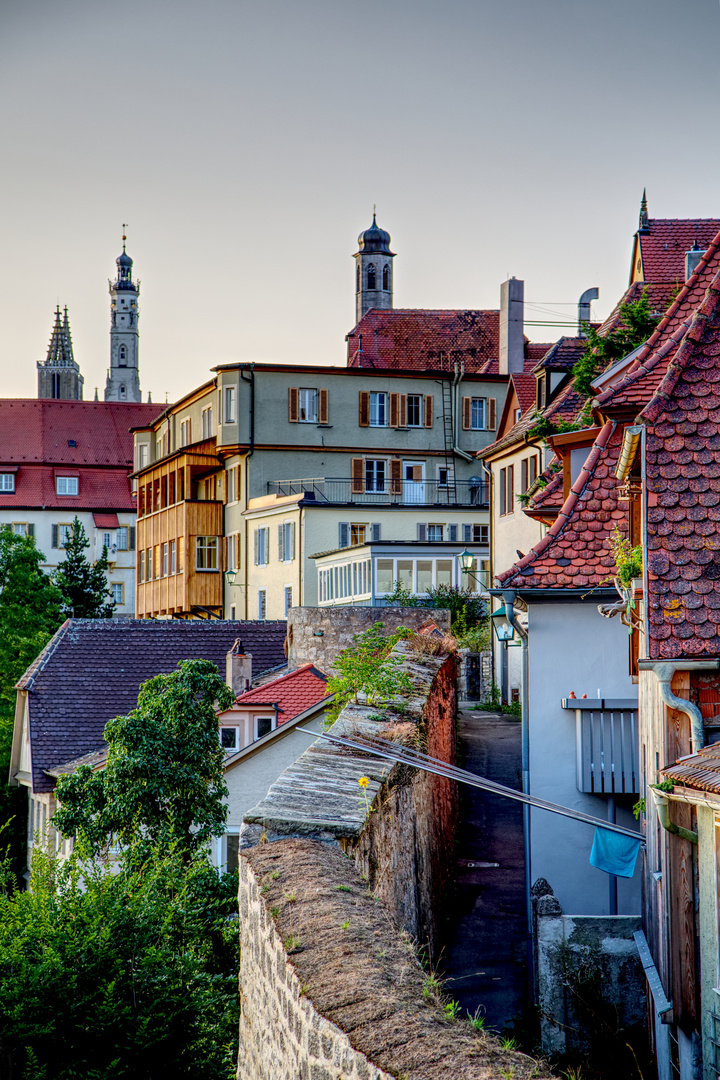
left=132, top=363, right=503, bottom=620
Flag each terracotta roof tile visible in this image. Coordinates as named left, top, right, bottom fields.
left=234, top=663, right=330, bottom=724
left=19, top=619, right=288, bottom=794
left=662, top=741, right=720, bottom=793
left=637, top=218, right=720, bottom=284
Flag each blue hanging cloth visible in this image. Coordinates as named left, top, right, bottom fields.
left=590, top=827, right=642, bottom=878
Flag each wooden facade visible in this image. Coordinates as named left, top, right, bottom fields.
left=135, top=445, right=225, bottom=618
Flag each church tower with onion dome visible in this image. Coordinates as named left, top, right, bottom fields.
left=353, top=212, right=395, bottom=323
left=105, top=231, right=141, bottom=402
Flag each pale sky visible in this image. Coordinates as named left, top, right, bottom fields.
left=2, top=0, right=719, bottom=403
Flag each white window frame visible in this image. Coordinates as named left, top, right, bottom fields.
left=224, top=386, right=237, bottom=424
left=137, top=444, right=148, bottom=470
left=170, top=539, right=176, bottom=575
left=116, top=526, right=129, bottom=550
left=298, top=388, right=318, bottom=424
left=0, top=473, right=15, bottom=493
left=470, top=398, right=487, bottom=430
left=257, top=589, right=267, bottom=620
left=111, top=582, right=124, bottom=605
left=407, top=394, right=422, bottom=428
left=179, top=418, right=191, bottom=447
left=284, top=585, right=293, bottom=617
left=254, top=527, right=269, bottom=566
left=12, top=522, right=29, bottom=536
left=255, top=715, right=274, bottom=740
left=58, top=522, right=73, bottom=548
left=201, top=406, right=213, bottom=440
left=369, top=392, right=387, bottom=427
left=196, top=535, right=219, bottom=571
left=279, top=521, right=295, bottom=562
left=427, top=524, right=444, bottom=541
left=220, top=726, right=240, bottom=751
left=365, top=459, right=386, bottom=492
left=56, top=476, right=79, bottom=496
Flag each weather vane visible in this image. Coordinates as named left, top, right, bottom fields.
left=121, top=223, right=128, bottom=250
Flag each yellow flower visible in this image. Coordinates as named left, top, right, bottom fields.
left=358, top=776, right=369, bottom=789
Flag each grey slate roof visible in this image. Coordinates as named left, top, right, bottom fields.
left=18, top=619, right=287, bottom=794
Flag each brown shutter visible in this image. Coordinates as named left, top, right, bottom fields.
left=398, top=395, right=407, bottom=428
left=288, top=387, right=299, bottom=422
left=488, top=397, right=497, bottom=430
left=318, top=389, right=329, bottom=424
left=389, top=393, right=399, bottom=428
left=351, top=458, right=365, bottom=493
left=424, top=395, right=433, bottom=427
left=358, top=391, right=369, bottom=427
left=411, top=465, right=423, bottom=481
left=462, top=397, right=472, bottom=430
left=222, top=536, right=228, bottom=572
left=390, top=458, right=402, bottom=497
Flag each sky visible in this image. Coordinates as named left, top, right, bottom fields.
left=2, top=0, right=720, bottom=403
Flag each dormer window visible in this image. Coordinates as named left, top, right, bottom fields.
left=56, top=476, right=78, bottom=496
left=0, top=473, right=15, bottom=493
left=367, top=263, right=376, bottom=290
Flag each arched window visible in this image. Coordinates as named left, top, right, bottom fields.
left=356, top=262, right=360, bottom=291
left=367, top=263, right=376, bottom=290
left=119, top=345, right=127, bottom=367
left=119, top=384, right=126, bottom=400
left=383, top=263, right=390, bottom=291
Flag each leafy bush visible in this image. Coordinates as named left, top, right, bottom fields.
left=326, top=622, right=413, bottom=724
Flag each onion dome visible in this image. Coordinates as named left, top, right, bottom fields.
left=357, top=213, right=392, bottom=253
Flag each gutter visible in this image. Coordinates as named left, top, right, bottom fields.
left=649, top=788, right=697, bottom=844
left=615, top=424, right=643, bottom=483
left=637, top=659, right=719, bottom=754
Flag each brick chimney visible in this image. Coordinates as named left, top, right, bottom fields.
left=499, top=277, right=524, bottom=375
left=226, top=639, right=252, bottom=695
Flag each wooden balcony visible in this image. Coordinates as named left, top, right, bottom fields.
left=136, top=499, right=224, bottom=618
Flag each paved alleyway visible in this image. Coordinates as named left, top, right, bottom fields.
left=440, top=709, right=527, bottom=1034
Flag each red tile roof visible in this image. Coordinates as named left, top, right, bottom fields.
left=496, top=422, right=625, bottom=589
left=525, top=466, right=564, bottom=517
left=662, top=742, right=720, bottom=793
left=639, top=265, right=720, bottom=659
left=0, top=399, right=163, bottom=510
left=512, top=373, right=536, bottom=414
left=637, top=218, right=720, bottom=284
left=531, top=336, right=587, bottom=374
left=234, top=663, right=330, bottom=724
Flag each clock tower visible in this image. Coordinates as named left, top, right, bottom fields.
left=105, top=231, right=141, bottom=402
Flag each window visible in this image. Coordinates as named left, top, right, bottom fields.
left=367, top=263, right=376, bottom=290
left=499, top=465, right=514, bottom=516
left=438, top=467, right=451, bottom=488
left=298, top=388, right=317, bottom=423
left=227, top=467, right=236, bottom=503
left=407, top=395, right=422, bottom=427
left=254, top=527, right=269, bottom=566
left=428, top=524, right=444, bottom=541
left=201, top=407, right=213, bottom=440
left=116, top=526, right=129, bottom=550
left=180, top=418, right=191, bottom=447
left=177, top=538, right=183, bottom=574
left=119, top=385, right=126, bottom=400
left=111, top=583, right=124, bottom=605
left=284, top=586, right=293, bottom=617
left=12, top=523, right=29, bottom=536
left=350, top=523, right=366, bottom=546
left=365, top=459, right=386, bottom=492
left=57, top=522, right=73, bottom=548
left=119, top=345, right=127, bottom=366
left=56, top=476, right=78, bottom=496
left=369, top=392, right=387, bottom=427
left=224, top=386, right=236, bottom=424
left=462, top=396, right=496, bottom=431
left=520, top=454, right=538, bottom=493
left=170, top=539, right=176, bottom=574
left=139, top=550, right=145, bottom=583
left=146, top=548, right=153, bottom=581
left=220, top=727, right=239, bottom=751
left=258, top=590, right=267, bottom=620
left=256, top=716, right=273, bottom=739
left=471, top=398, right=486, bottom=430
left=383, top=263, right=390, bottom=291
left=196, top=536, right=219, bottom=570
left=153, top=545, right=160, bottom=579
left=102, top=531, right=112, bottom=549
left=278, top=521, right=295, bottom=562
left=162, top=542, right=168, bottom=576
left=463, top=523, right=489, bottom=545
left=0, top=474, right=15, bottom=493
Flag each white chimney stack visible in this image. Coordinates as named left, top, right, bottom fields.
left=499, top=277, right=524, bottom=375
left=226, top=639, right=252, bottom=696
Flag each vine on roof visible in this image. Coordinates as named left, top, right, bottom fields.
left=573, top=289, right=658, bottom=409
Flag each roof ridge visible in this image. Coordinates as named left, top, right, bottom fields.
left=496, top=421, right=616, bottom=585
left=16, top=619, right=72, bottom=690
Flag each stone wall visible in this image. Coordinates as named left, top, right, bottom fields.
left=241, top=640, right=458, bottom=952
left=286, top=606, right=451, bottom=674
left=457, top=648, right=492, bottom=702
left=237, top=838, right=558, bottom=1080
left=533, top=880, right=644, bottom=1060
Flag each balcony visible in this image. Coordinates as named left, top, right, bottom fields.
left=266, top=477, right=489, bottom=508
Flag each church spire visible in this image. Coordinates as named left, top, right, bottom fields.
left=639, top=188, right=649, bottom=232
left=353, top=211, right=395, bottom=324
left=37, top=306, right=84, bottom=399
left=105, top=229, right=141, bottom=403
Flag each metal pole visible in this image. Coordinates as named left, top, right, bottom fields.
left=607, top=794, right=618, bottom=916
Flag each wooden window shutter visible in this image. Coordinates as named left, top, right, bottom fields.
left=52, top=524, right=58, bottom=549
left=488, top=397, right=497, bottom=430
left=424, top=395, right=433, bottom=428
left=371, top=522, right=381, bottom=541
left=318, top=389, right=329, bottom=424
left=462, top=397, right=472, bottom=430
left=358, top=391, right=370, bottom=427
left=253, top=529, right=259, bottom=565
left=28, top=523, right=35, bottom=539
left=339, top=522, right=349, bottom=548
left=390, top=458, right=402, bottom=496
left=389, top=393, right=399, bottom=428
left=417, top=522, right=427, bottom=541
left=129, top=526, right=136, bottom=550
left=351, top=458, right=365, bottom=493
left=463, top=523, right=472, bottom=542
left=398, top=395, right=407, bottom=428
left=288, top=387, right=299, bottom=422
left=411, top=465, right=423, bottom=481
left=222, top=536, right=228, bottom=571
left=278, top=524, right=284, bottom=561
left=448, top=524, right=458, bottom=542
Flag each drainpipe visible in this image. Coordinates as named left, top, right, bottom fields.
left=239, top=365, right=255, bottom=620
left=452, top=362, right=473, bottom=463
left=650, top=788, right=698, bottom=844
left=637, top=659, right=718, bottom=754
left=501, top=588, right=533, bottom=1004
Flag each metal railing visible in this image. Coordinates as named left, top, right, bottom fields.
left=266, top=477, right=488, bottom=507
left=562, top=698, right=639, bottom=795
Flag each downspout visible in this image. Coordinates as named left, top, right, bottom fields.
left=649, top=788, right=697, bottom=844
left=501, top=588, right=533, bottom=1003
left=637, top=660, right=717, bottom=754
left=452, top=361, right=473, bottom=463
left=240, top=365, right=255, bottom=620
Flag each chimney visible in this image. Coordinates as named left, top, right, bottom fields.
left=226, top=639, right=252, bottom=695
left=577, top=287, right=599, bottom=337
left=685, top=242, right=706, bottom=281
left=499, top=277, right=524, bottom=374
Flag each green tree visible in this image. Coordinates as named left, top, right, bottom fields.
left=572, top=289, right=659, bottom=403
left=53, top=659, right=234, bottom=861
left=54, top=516, right=115, bottom=618
left=0, top=844, right=239, bottom=1079
left=0, top=530, right=64, bottom=879
left=326, top=622, right=413, bottom=722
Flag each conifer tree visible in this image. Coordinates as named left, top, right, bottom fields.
left=54, top=516, right=115, bottom=618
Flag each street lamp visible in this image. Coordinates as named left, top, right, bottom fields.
left=458, top=548, right=475, bottom=575
left=490, top=603, right=517, bottom=644
left=225, top=569, right=238, bottom=586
